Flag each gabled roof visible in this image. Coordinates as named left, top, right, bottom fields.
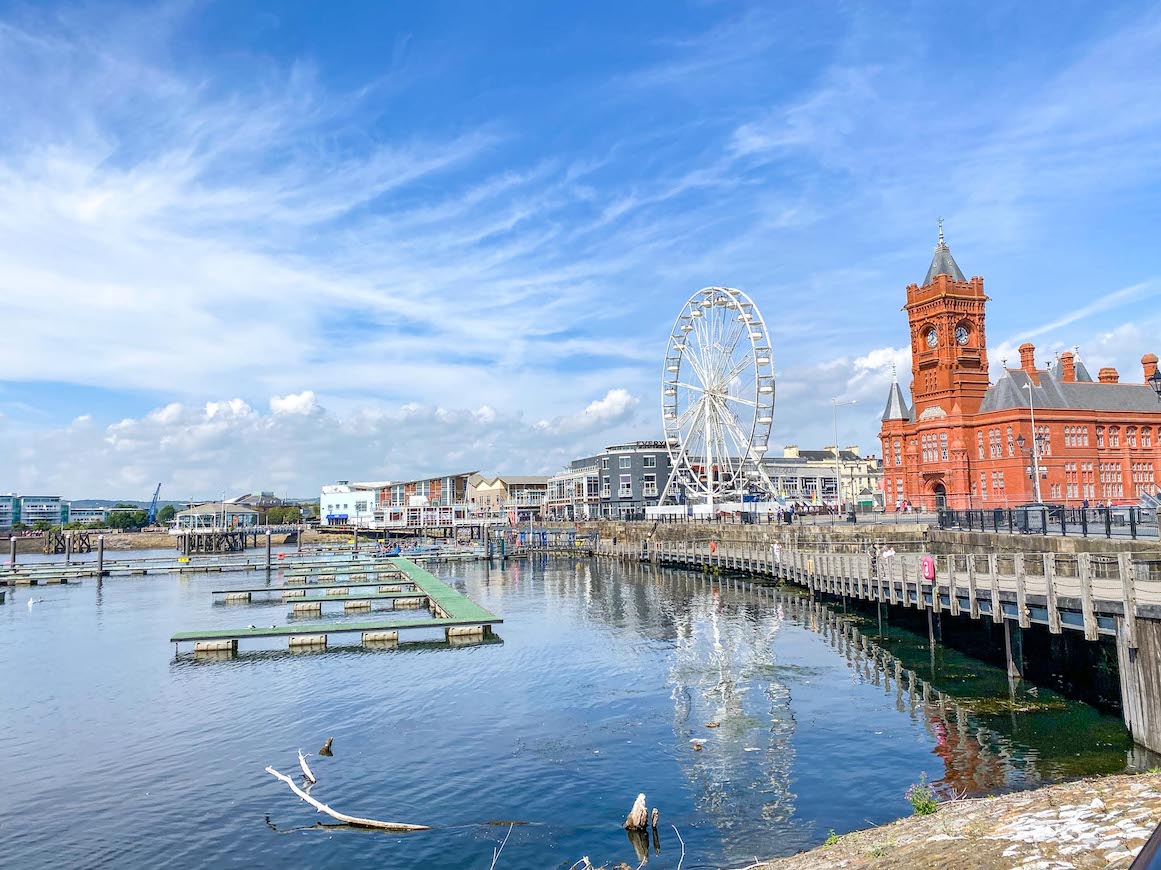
left=923, top=224, right=966, bottom=284
left=881, top=379, right=911, bottom=422
left=980, top=368, right=1161, bottom=414
left=1050, top=356, right=1094, bottom=383
left=796, top=449, right=864, bottom=462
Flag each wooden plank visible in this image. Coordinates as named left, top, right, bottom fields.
left=1015, top=553, right=1030, bottom=629
left=988, top=553, right=1002, bottom=624
left=966, top=555, right=979, bottom=619
left=1078, top=553, right=1098, bottom=641
left=171, top=614, right=500, bottom=643
left=1044, top=554, right=1062, bottom=634
left=1118, top=553, right=1139, bottom=650
left=948, top=556, right=960, bottom=616
left=213, top=580, right=417, bottom=594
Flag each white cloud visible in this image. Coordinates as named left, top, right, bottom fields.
left=270, top=391, right=320, bottom=415
left=0, top=389, right=649, bottom=497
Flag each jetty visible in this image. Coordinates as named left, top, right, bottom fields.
left=171, top=557, right=501, bottom=653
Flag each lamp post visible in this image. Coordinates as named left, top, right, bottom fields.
left=1019, top=382, right=1045, bottom=503
left=1151, top=366, right=1161, bottom=401
left=831, top=398, right=857, bottom=515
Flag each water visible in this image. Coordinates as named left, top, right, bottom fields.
left=0, top=556, right=1141, bottom=868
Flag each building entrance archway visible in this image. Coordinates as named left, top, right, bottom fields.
left=933, top=482, right=947, bottom=510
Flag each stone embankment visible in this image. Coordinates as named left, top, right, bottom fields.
left=577, top=519, right=930, bottom=551
left=752, top=773, right=1161, bottom=869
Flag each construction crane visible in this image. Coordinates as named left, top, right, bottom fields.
left=147, top=483, right=162, bottom=524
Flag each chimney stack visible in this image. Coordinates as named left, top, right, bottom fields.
left=1143, top=353, right=1159, bottom=383
left=1018, top=342, right=1036, bottom=372
left=1098, top=367, right=1120, bottom=384
left=1060, top=351, right=1077, bottom=383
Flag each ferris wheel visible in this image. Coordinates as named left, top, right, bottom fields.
left=660, top=286, right=776, bottom=509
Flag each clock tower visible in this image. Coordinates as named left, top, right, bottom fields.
left=904, top=222, right=990, bottom=419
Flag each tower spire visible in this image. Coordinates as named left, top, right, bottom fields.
left=937, top=216, right=944, bottom=246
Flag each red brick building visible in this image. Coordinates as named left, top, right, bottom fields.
left=879, top=228, right=1161, bottom=509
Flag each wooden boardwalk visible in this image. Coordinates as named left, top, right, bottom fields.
left=171, top=556, right=502, bottom=652
left=599, top=539, right=1161, bottom=643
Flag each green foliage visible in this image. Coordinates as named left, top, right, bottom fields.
left=905, top=773, right=939, bottom=816
left=32, top=520, right=52, bottom=532
left=1147, top=767, right=1161, bottom=774
left=868, top=843, right=890, bottom=858
left=107, top=510, right=148, bottom=530
left=157, top=505, right=176, bottom=524
left=823, top=829, right=840, bottom=846
left=10, top=522, right=28, bottom=532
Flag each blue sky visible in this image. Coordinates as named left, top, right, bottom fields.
left=2, top=0, right=1161, bottom=498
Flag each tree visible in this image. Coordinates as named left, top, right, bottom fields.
left=32, top=520, right=51, bottom=532
left=11, top=522, right=28, bottom=532
left=157, top=505, right=176, bottom=524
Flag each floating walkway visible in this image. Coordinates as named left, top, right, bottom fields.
left=171, top=557, right=502, bottom=653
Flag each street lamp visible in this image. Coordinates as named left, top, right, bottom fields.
left=1150, top=365, right=1161, bottom=400
left=831, top=398, right=857, bottom=514
left=1016, top=385, right=1047, bottom=504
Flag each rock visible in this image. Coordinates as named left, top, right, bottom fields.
left=319, top=737, right=334, bottom=756
left=1091, top=797, right=1105, bottom=811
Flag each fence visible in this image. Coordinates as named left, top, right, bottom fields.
left=937, top=506, right=1161, bottom=540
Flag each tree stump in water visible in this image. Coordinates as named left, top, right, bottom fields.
left=623, top=793, right=648, bottom=830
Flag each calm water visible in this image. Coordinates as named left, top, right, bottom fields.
left=0, top=555, right=1142, bottom=868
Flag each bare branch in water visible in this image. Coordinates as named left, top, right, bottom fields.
left=671, top=825, right=686, bottom=870
left=489, top=823, right=514, bottom=870
left=265, top=766, right=429, bottom=832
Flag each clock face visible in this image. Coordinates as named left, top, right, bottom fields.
left=925, top=328, right=938, bottom=348
left=955, top=325, right=970, bottom=345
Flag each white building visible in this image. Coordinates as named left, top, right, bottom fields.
left=68, top=507, right=109, bottom=526
left=175, top=503, right=259, bottom=530
left=20, top=495, right=67, bottom=526
left=544, top=466, right=601, bottom=520
left=320, top=481, right=387, bottom=526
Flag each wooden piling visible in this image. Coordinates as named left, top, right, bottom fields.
left=1078, top=553, right=1098, bottom=641
left=97, top=535, right=105, bottom=578
left=1044, top=554, right=1062, bottom=634
left=1118, top=554, right=1139, bottom=651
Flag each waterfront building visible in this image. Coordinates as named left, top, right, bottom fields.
left=767, top=446, right=884, bottom=509
left=320, top=481, right=385, bottom=526
left=544, top=465, right=601, bottom=520
left=0, top=494, right=19, bottom=529
left=376, top=472, right=478, bottom=529
left=19, top=495, right=68, bottom=527
left=878, top=227, right=1161, bottom=510
left=68, top=507, right=108, bottom=526
left=175, top=503, right=259, bottom=530
left=467, top=475, right=549, bottom=522
left=558, top=441, right=673, bottom=519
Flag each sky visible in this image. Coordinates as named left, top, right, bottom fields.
left=2, top=0, right=1161, bottom=499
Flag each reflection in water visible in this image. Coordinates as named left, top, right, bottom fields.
left=0, top=554, right=1146, bottom=870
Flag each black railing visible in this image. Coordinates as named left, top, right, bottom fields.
left=937, top=506, right=1160, bottom=540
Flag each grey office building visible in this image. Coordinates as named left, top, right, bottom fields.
left=569, top=440, right=674, bottom=519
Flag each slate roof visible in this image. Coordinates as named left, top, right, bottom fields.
left=923, top=230, right=967, bottom=284
left=796, top=449, right=864, bottom=462
left=979, top=368, right=1161, bottom=414
left=1050, top=356, right=1094, bottom=382
left=881, top=380, right=911, bottom=422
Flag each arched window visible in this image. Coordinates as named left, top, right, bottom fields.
left=939, top=432, right=948, bottom=460
left=1110, top=427, right=1121, bottom=448
left=1097, top=426, right=1105, bottom=448
left=1143, top=428, right=1153, bottom=449
left=1128, top=427, right=1138, bottom=448
left=977, top=431, right=984, bottom=459
left=1083, top=426, right=1089, bottom=447
left=1007, top=427, right=1014, bottom=457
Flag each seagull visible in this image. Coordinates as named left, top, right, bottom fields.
left=247, top=624, right=256, bottom=629
left=26, top=597, right=44, bottom=609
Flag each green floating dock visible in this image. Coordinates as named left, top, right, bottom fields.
left=172, top=557, right=501, bottom=651
left=211, top=580, right=417, bottom=595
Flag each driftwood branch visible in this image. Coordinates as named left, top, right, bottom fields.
left=489, top=823, right=514, bottom=870
left=672, top=824, right=685, bottom=870
left=298, top=749, right=317, bottom=784
left=265, top=766, right=429, bottom=832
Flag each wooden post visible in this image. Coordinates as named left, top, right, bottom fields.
left=1014, top=553, right=1030, bottom=629
left=948, top=555, right=960, bottom=616
left=8, top=536, right=15, bottom=568
left=1078, top=553, right=1098, bottom=641
left=988, top=553, right=1002, bottom=623
left=1044, top=553, right=1062, bottom=634
left=966, top=555, right=978, bottom=619
left=65, top=532, right=72, bottom=565
left=97, top=534, right=105, bottom=578
left=265, top=529, right=272, bottom=572
left=1118, top=553, right=1139, bottom=651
